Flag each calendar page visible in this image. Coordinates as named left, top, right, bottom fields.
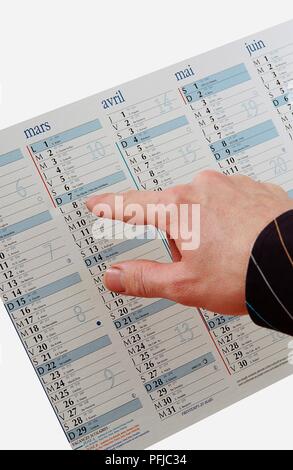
left=1, top=19, right=293, bottom=450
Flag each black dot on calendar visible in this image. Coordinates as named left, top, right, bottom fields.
left=96, top=321, right=102, bottom=326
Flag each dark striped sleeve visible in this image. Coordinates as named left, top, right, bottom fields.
left=246, top=209, right=293, bottom=336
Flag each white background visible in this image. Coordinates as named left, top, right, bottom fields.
left=0, top=0, right=293, bottom=450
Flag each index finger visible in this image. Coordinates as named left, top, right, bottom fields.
left=86, top=189, right=174, bottom=233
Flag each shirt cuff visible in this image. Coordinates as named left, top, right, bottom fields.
left=245, top=209, right=293, bottom=336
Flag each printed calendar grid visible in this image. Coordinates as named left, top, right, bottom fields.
left=1, top=19, right=293, bottom=449
left=22, top=114, right=224, bottom=441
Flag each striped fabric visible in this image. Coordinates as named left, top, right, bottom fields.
left=246, top=210, right=293, bottom=336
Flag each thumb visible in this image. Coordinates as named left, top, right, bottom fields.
left=104, top=260, right=185, bottom=300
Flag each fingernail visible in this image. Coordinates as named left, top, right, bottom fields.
left=104, top=267, right=125, bottom=292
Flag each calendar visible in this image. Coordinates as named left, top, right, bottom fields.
left=1, top=19, right=293, bottom=450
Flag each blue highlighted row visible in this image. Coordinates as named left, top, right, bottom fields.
left=37, top=335, right=111, bottom=376
left=56, top=171, right=126, bottom=206
left=68, top=398, right=143, bottom=441
left=85, top=233, right=154, bottom=268
left=30, top=119, right=103, bottom=152
left=5, top=272, right=81, bottom=312
left=119, top=116, right=189, bottom=149
left=272, top=93, right=291, bottom=108
left=206, top=315, right=236, bottom=331
left=0, top=211, right=52, bottom=241
left=0, top=149, right=23, bottom=168
left=114, top=299, right=175, bottom=330
left=210, top=120, right=279, bottom=160
left=144, top=352, right=215, bottom=393
left=182, top=64, right=251, bottom=103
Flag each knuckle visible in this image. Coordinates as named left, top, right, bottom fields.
left=153, top=191, right=164, bottom=205
left=264, top=182, right=286, bottom=195
left=123, top=190, right=137, bottom=203
left=133, top=264, right=153, bottom=297
left=166, top=185, right=186, bottom=204
left=232, top=174, right=254, bottom=185
left=192, top=169, right=221, bottom=185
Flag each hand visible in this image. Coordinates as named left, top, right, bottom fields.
left=86, top=170, right=293, bottom=315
